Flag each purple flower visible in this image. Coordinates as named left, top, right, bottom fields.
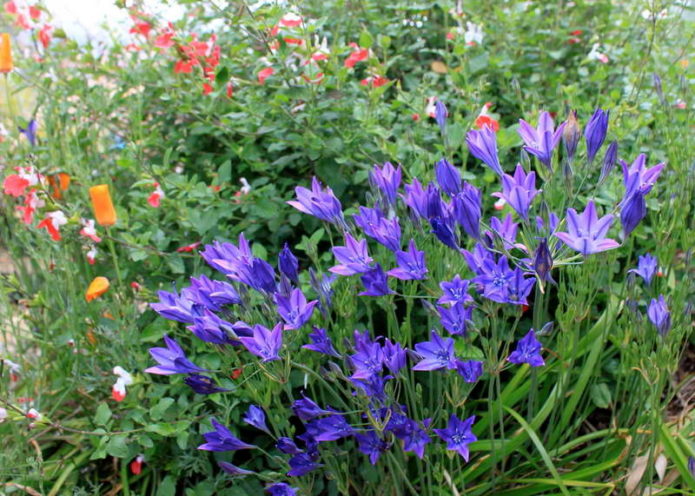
left=275, top=289, right=318, bottom=330
left=555, top=201, right=620, bottom=256
left=620, top=190, right=647, bottom=237
left=429, top=215, right=459, bottom=251
left=455, top=360, right=484, bottom=382
left=532, top=238, right=555, bottom=284
left=150, top=288, right=203, bottom=324
left=330, top=234, right=373, bottom=276
left=387, top=239, right=428, bottom=280
left=238, top=324, right=283, bottom=362
left=517, top=111, right=566, bottom=168
left=214, top=254, right=277, bottom=294
left=19, top=119, right=38, bottom=147
left=243, top=405, right=271, bottom=434
left=473, top=255, right=514, bottom=301
left=350, top=339, right=384, bottom=380
left=188, top=310, right=237, bottom=345
left=198, top=418, right=256, bottom=452
left=292, top=395, right=331, bottom=421
left=438, top=303, right=473, bottom=336
left=200, top=234, right=252, bottom=275
left=402, top=420, right=431, bottom=459
left=356, top=429, right=389, bottom=465
left=351, top=373, right=392, bottom=401
left=287, top=177, right=344, bottom=226
left=453, top=182, right=482, bottom=239
left=506, top=268, right=536, bottom=305
left=434, top=414, right=477, bottom=461
left=412, top=330, right=457, bottom=371
left=435, top=158, right=461, bottom=196
left=276, top=437, right=301, bottom=454
left=492, top=164, right=540, bottom=220
left=435, top=100, right=448, bottom=133
left=487, top=214, right=519, bottom=251
left=535, top=212, right=560, bottom=235
left=218, top=461, right=255, bottom=476
left=288, top=452, right=322, bottom=476
left=278, top=243, right=299, bottom=284
left=466, top=126, right=503, bottom=176
left=184, top=374, right=230, bottom=394
left=266, top=483, right=298, bottom=496
left=562, top=110, right=581, bottom=163
left=508, top=330, right=545, bottom=367
left=584, top=108, right=609, bottom=163
left=359, top=264, right=393, bottom=296
left=370, top=162, right=402, bottom=208
left=184, top=275, right=241, bottom=311
left=145, top=335, right=208, bottom=375
left=382, top=338, right=407, bottom=375
left=309, top=269, right=337, bottom=315
left=621, top=154, right=665, bottom=201
left=629, top=253, right=658, bottom=285
left=353, top=206, right=401, bottom=252
left=599, top=141, right=618, bottom=185
left=438, top=275, right=474, bottom=306
left=303, top=327, right=341, bottom=358
left=648, top=295, right=671, bottom=336
left=306, top=414, right=355, bottom=442
left=403, top=178, right=430, bottom=220
left=462, top=243, right=496, bottom=276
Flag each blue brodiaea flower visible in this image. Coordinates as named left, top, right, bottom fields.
left=292, top=395, right=332, bottom=422
left=145, top=335, right=208, bottom=375
left=360, top=264, right=393, bottom=296
left=492, top=164, right=540, bottom=220
left=369, top=162, right=402, bottom=208
left=356, top=429, right=389, bottom=465
left=508, top=330, right=545, bottom=367
left=517, top=111, right=566, bottom=169
left=239, top=324, right=283, bottom=362
left=435, top=158, right=461, bottom=196
left=305, top=413, right=355, bottom=442
left=387, top=239, right=428, bottom=280
left=629, top=253, right=658, bottom=285
left=554, top=201, right=619, bottom=256
left=287, top=177, right=344, bottom=226
left=198, top=418, right=256, bottom=452
left=434, top=414, right=477, bottom=461
left=303, top=327, right=341, bottom=358
left=266, top=483, right=298, bottom=496
left=647, top=295, right=671, bottom=336
left=584, top=108, right=609, bottom=163
left=466, top=126, right=503, bottom=176
left=453, top=182, right=482, bottom=239
left=438, top=303, right=473, bottom=335
left=278, top=243, right=300, bottom=283
left=455, top=360, right=484, bottom=382
left=184, top=374, right=230, bottom=394
left=330, top=233, right=373, bottom=276
left=275, top=288, right=318, bottom=330
left=150, top=288, right=203, bottom=324
left=412, top=330, right=456, bottom=371
left=243, top=405, right=271, bottom=434
left=353, top=206, right=402, bottom=252
left=288, top=452, right=323, bottom=476
left=438, top=275, right=474, bottom=306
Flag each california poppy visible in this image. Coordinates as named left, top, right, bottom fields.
left=0, top=33, right=13, bottom=73
left=89, top=184, right=117, bottom=226
left=48, top=172, right=70, bottom=199
left=85, top=276, right=110, bottom=302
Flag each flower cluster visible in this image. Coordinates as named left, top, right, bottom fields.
left=147, top=106, right=663, bottom=491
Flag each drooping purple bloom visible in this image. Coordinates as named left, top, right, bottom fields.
left=620, top=189, right=647, bottom=237
left=200, top=234, right=253, bottom=275
left=486, top=214, right=519, bottom=251
left=287, top=177, right=344, bottom=226
left=243, top=405, right=271, bottom=434
left=303, top=327, right=341, bottom=358
left=184, top=374, right=230, bottom=394
left=402, top=178, right=430, bottom=220
left=309, top=269, right=337, bottom=315
left=584, top=108, right=609, bottom=163
left=150, top=288, right=203, bottom=324
left=438, top=275, right=474, bottom=306
left=275, top=289, right=318, bottom=330
left=435, top=158, right=461, bottom=196
left=387, top=239, right=428, bottom=280
left=356, top=429, right=389, bottom=465
left=145, top=335, right=208, bottom=375
left=370, top=162, right=402, bottom=208
left=412, top=330, right=457, bottom=371
left=648, top=295, right=671, bottom=336
left=292, top=395, right=332, bottom=422
left=435, top=100, right=448, bottom=133
left=306, top=414, right=355, bottom=442
left=278, top=243, right=300, bottom=284
left=198, top=418, right=256, bottom=452
left=218, top=461, right=255, bottom=476
left=382, top=338, right=407, bottom=375
left=517, top=111, right=566, bottom=168
left=402, top=419, right=431, bottom=459
left=621, top=154, right=665, bottom=201
left=629, top=253, right=658, bottom=285
left=359, top=264, right=393, bottom=296
left=353, top=206, right=401, bottom=252
left=492, top=164, right=540, bottom=220
left=276, top=437, right=301, bottom=454
left=554, top=201, right=620, bottom=256
left=188, top=310, right=237, bottom=345
left=455, top=360, right=484, bottom=382
left=429, top=215, right=460, bottom=250
left=508, top=330, right=545, bottom=367
left=532, top=238, right=555, bottom=284
left=330, top=234, right=373, bottom=276
left=287, top=452, right=323, bottom=476
left=599, top=141, right=618, bottom=185
left=453, top=182, right=482, bottom=239
left=266, top=483, right=298, bottom=496
left=19, top=119, right=38, bottom=147
left=438, top=303, right=473, bottom=336
left=434, top=414, right=477, bottom=461
left=466, top=126, right=503, bottom=176
left=238, top=324, right=283, bottom=362
left=183, top=275, right=241, bottom=311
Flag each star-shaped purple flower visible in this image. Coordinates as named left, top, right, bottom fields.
left=554, top=201, right=620, bottom=256
left=508, top=329, right=545, bottom=367
left=238, top=324, right=283, bottom=362
left=434, top=414, right=477, bottom=461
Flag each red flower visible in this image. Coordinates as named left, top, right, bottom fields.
left=283, top=37, right=304, bottom=46
left=230, top=368, right=243, bottom=380
left=38, top=24, right=52, bottom=49
left=344, top=44, right=369, bottom=68
left=147, top=183, right=164, bottom=208
left=130, top=281, right=141, bottom=291
left=174, top=59, right=193, bottom=74
left=130, top=20, right=151, bottom=38
left=202, top=82, right=213, bottom=95
left=154, top=31, right=175, bottom=49
left=570, top=29, right=583, bottom=36
left=226, top=81, right=233, bottom=98
left=111, top=384, right=126, bottom=402
left=130, top=455, right=144, bottom=475
left=15, top=13, right=30, bottom=30
left=474, top=114, right=499, bottom=132
left=37, top=218, right=61, bottom=241
left=28, top=5, right=40, bottom=20
left=176, top=241, right=201, bottom=253
left=3, top=174, right=29, bottom=197
left=4, top=1, right=17, bottom=14
left=258, top=67, right=274, bottom=84
left=411, top=113, right=420, bottom=121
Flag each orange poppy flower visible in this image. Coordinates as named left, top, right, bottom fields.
left=85, top=276, right=110, bottom=302
left=48, top=172, right=70, bottom=199
left=89, top=184, right=117, bottom=226
left=0, top=33, right=13, bottom=73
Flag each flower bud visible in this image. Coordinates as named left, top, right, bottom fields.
left=85, top=276, right=110, bottom=302
left=598, top=141, right=618, bottom=185
left=0, top=34, right=13, bottom=73
left=562, top=110, right=581, bottom=163
left=89, top=184, right=117, bottom=226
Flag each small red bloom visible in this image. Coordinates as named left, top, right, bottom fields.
left=38, top=24, right=52, bottom=49
left=474, top=114, right=499, bottom=132
left=112, top=385, right=126, bottom=402
left=130, top=281, right=141, bottom=291
left=570, top=29, right=583, bottom=36
left=15, top=13, right=30, bottom=30
left=130, top=20, right=151, bottom=38
left=226, top=81, right=233, bottom=98
left=411, top=113, right=420, bottom=121
left=3, top=174, right=29, bottom=197
left=345, top=46, right=369, bottom=68
left=230, top=368, right=243, bottom=380
left=202, top=82, right=213, bottom=95
left=154, top=31, right=175, bottom=49
left=4, top=1, right=17, bottom=14
left=176, top=241, right=201, bottom=253
left=174, top=60, right=193, bottom=74
left=130, top=455, right=144, bottom=475
left=258, top=67, right=274, bottom=84
left=28, top=5, right=40, bottom=20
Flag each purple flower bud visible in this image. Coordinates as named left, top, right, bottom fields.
left=243, top=405, right=271, bottom=434
left=435, top=158, right=461, bottom=196
left=620, top=190, right=647, bottom=238
left=278, top=243, right=299, bottom=283
left=647, top=295, right=671, bottom=336
left=370, top=162, right=402, bottom=208
left=562, top=110, right=581, bottom=163
left=584, top=108, right=609, bottom=163
left=359, top=264, right=393, bottom=296
left=533, top=238, right=555, bottom=283
left=435, top=100, right=448, bottom=133
left=466, top=126, right=503, bottom=176
left=453, top=182, right=481, bottom=239
left=184, top=374, right=230, bottom=394
left=599, top=141, right=618, bottom=185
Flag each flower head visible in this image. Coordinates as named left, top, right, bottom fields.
left=275, top=289, right=318, bottom=330
left=647, top=295, right=671, bottom=336
left=369, top=162, right=402, bottom=208
left=453, top=182, right=482, bottom=239
left=287, top=177, right=344, bottom=225
left=303, top=327, right=341, bottom=358
left=629, top=253, right=658, bottom=285
left=278, top=243, right=299, bottom=283
left=438, top=303, right=473, bottom=336
left=438, top=275, right=474, bottom=306
left=584, top=109, right=609, bottom=163
left=198, top=418, right=256, bottom=452
left=492, top=164, right=540, bottom=220
left=508, top=329, right=545, bottom=367
left=359, top=264, right=393, bottom=296
left=353, top=206, right=401, bottom=252
left=145, top=335, right=208, bottom=375
left=434, top=414, right=477, bottom=460
left=239, top=324, right=283, bottom=362
left=387, top=239, right=427, bottom=280
left=243, top=405, right=271, bottom=434
left=555, top=201, right=619, bottom=256
left=466, top=126, right=503, bottom=176
left=455, top=360, right=484, bottom=382
left=85, top=276, right=110, bottom=302
left=435, top=158, right=461, bottom=197
left=330, top=234, right=373, bottom=276
left=412, top=330, right=456, bottom=371
left=517, top=111, right=566, bottom=168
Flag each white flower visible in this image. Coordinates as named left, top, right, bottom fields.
left=0, top=407, right=7, bottom=422
left=3, top=359, right=20, bottom=373
left=464, top=22, right=484, bottom=45
left=587, top=43, right=609, bottom=64
left=113, top=366, right=133, bottom=385
left=46, top=211, right=68, bottom=230
left=240, top=178, right=252, bottom=195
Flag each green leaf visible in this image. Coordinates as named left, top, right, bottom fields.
left=590, top=383, right=612, bottom=409
left=156, top=476, right=176, bottom=496
left=150, top=397, right=175, bottom=421
left=166, top=255, right=185, bottom=274
left=106, top=435, right=129, bottom=458
left=359, top=30, right=373, bottom=49
left=94, top=402, right=112, bottom=426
